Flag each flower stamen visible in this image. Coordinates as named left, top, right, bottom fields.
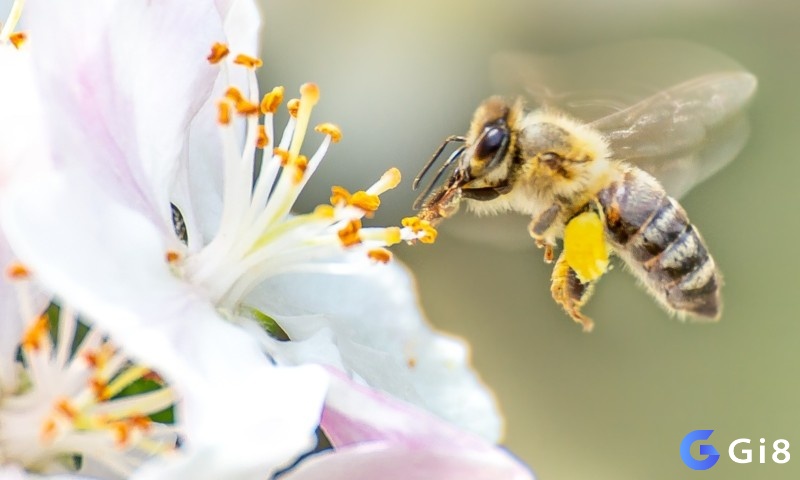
left=207, top=42, right=230, bottom=64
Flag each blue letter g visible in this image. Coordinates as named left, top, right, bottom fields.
left=680, top=429, right=720, bottom=470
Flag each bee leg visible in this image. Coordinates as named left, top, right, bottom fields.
left=535, top=239, right=555, bottom=263
left=550, top=252, right=596, bottom=332
left=529, top=204, right=561, bottom=264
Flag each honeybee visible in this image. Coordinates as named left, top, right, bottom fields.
left=413, top=71, right=756, bottom=332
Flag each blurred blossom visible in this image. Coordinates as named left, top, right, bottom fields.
left=0, top=266, right=177, bottom=478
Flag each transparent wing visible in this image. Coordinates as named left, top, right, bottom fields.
left=493, top=40, right=757, bottom=198
left=591, top=72, right=756, bottom=198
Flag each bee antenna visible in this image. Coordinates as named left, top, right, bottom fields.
left=412, top=135, right=466, bottom=190
left=412, top=144, right=467, bottom=210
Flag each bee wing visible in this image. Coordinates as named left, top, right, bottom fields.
left=591, top=72, right=756, bottom=198
left=493, top=40, right=756, bottom=198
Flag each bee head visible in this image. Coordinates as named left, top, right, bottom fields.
left=459, top=97, right=523, bottom=190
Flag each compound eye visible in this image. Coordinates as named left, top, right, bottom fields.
left=475, top=126, right=507, bottom=160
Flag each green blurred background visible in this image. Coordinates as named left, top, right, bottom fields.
left=260, top=1, right=799, bottom=478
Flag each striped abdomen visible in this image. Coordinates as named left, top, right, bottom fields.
left=596, top=167, right=721, bottom=319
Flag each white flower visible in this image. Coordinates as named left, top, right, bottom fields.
left=2, top=0, right=501, bottom=453
left=0, top=2, right=328, bottom=479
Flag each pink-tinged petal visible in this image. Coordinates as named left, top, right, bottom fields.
left=322, top=368, right=495, bottom=451
left=284, top=442, right=533, bottom=480
left=24, top=0, right=230, bottom=238
left=1, top=170, right=327, bottom=474
left=250, top=258, right=503, bottom=442
left=282, top=370, right=533, bottom=480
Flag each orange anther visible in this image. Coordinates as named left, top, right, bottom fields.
left=256, top=125, right=268, bottom=148
left=273, top=148, right=290, bottom=166
left=233, top=54, right=263, bottom=69
left=287, top=98, right=300, bottom=118
left=235, top=99, right=259, bottom=116
left=292, top=155, right=308, bottom=183
left=367, top=248, right=392, bottom=264
left=165, top=250, right=181, bottom=263
left=260, top=86, right=285, bottom=114
left=21, top=314, right=49, bottom=351
left=6, top=261, right=30, bottom=279
left=9, top=32, right=26, bottom=49
left=338, top=219, right=362, bottom=247
left=218, top=101, right=232, bottom=125
left=314, top=123, right=342, bottom=143
left=207, top=42, right=230, bottom=64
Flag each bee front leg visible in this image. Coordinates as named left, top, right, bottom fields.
left=528, top=204, right=561, bottom=264
left=550, top=252, right=596, bottom=333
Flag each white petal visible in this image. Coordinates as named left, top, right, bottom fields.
left=2, top=170, right=326, bottom=474
left=248, top=257, right=504, bottom=442
left=179, top=0, right=262, bottom=245
left=25, top=0, right=229, bottom=237
left=0, top=46, right=50, bottom=190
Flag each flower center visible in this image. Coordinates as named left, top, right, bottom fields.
left=0, top=264, right=178, bottom=476
left=177, top=44, right=436, bottom=311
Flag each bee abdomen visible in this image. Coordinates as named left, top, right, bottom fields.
left=645, top=222, right=720, bottom=318
left=597, top=169, right=721, bottom=319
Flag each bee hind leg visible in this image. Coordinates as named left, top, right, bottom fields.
left=550, top=252, right=596, bottom=332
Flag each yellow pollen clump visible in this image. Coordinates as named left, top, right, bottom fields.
left=292, top=155, right=309, bottom=183
left=21, top=315, right=49, bottom=351
left=402, top=216, right=438, bottom=244
left=207, top=42, right=230, bottom=64
left=233, top=53, right=263, bottom=69
left=314, top=123, right=342, bottom=143
left=165, top=250, right=181, bottom=264
left=256, top=125, right=268, bottom=148
left=368, top=248, right=393, bottom=264
left=261, top=86, right=285, bottom=114
left=563, top=210, right=609, bottom=283
left=287, top=98, right=300, bottom=118
left=6, top=261, right=30, bottom=279
left=217, top=101, right=232, bottom=125
left=338, top=219, right=362, bottom=247
left=9, top=32, right=26, bottom=49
